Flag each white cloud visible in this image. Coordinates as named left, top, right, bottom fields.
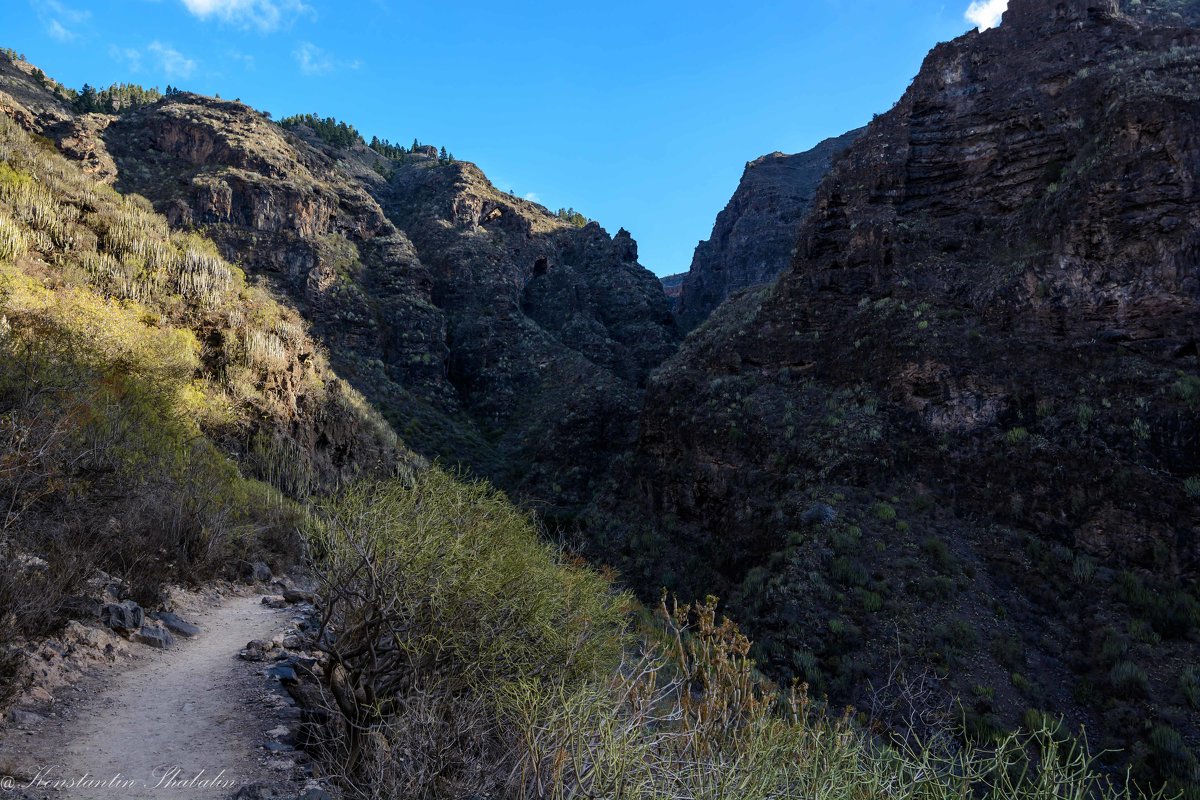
left=109, top=45, right=145, bottom=72
left=37, top=0, right=90, bottom=42
left=47, top=20, right=76, bottom=42
left=292, top=41, right=360, bottom=76
left=148, top=41, right=197, bottom=78
left=112, top=41, right=196, bottom=78
left=180, top=0, right=312, bottom=32
left=45, top=0, right=89, bottom=23
left=227, top=50, right=256, bottom=70
left=965, top=0, right=1008, bottom=31
left=524, top=192, right=541, bottom=203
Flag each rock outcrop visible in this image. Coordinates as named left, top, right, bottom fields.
left=376, top=159, right=678, bottom=512
left=674, top=129, right=863, bottom=329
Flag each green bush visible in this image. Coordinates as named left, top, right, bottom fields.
left=1109, top=660, right=1150, bottom=695
left=1072, top=554, right=1097, bottom=585
left=921, top=536, right=954, bottom=572
left=872, top=501, right=897, bottom=521
left=306, top=469, right=627, bottom=794
left=1146, top=725, right=1200, bottom=791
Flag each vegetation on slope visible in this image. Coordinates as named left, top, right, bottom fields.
left=279, top=113, right=364, bottom=149
left=304, top=469, right=1170, bottom=799
left=0, top=109, right=402, bottom=703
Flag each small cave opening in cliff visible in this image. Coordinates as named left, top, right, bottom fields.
left=533, top=257, right=549, bottom=276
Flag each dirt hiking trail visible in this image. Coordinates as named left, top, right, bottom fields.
left=0, top=593, right=303, bottom=799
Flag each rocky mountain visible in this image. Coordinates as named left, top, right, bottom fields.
left=591, top=0, right=1200, bottom=791
left=0, top=56, right=679, bottom=520
left=673, top=128, right=863, bottom=330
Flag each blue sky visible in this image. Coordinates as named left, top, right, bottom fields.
left=5, top=0, right=1004, bottom=276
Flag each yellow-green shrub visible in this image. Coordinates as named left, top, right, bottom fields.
left=307, top=469, right=627, bottom=795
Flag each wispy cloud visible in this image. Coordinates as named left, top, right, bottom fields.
left=110, top=41, right=197, bottom=79
left=36, top=0, right=90, bottom=42
left=149, top=41, right=197, bottom=78
left=47, top=20, right=75, bottom=42
left=292, top=41, right=360, bottom=76
left=179, top=0, right=312, bottom=32
left=227, top=50, right=256, bottom=70
left=524, top=192, right=541, bottom=203
left=109, top=45, right=145, bottom=72
left=965, top=0, right=1008, bottom=31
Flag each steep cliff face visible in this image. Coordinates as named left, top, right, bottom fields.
left=674, top=129, right=863, bottom=330
left=600, top=0, right=1200, bottom=789
left=374, top=158, right=678, bottom=510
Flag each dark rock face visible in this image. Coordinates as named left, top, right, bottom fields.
left=599, top=2, right=1200, bottom=789
left=674, top=129, right=863, bottom=330
left=377, top=161, right=679, bottom=512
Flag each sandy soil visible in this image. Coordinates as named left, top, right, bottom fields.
left=0, top=593, right=304, bottom=799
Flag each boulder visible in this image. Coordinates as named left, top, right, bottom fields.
left=251, top=561, right=272, bottom=582
left=63, top=620, right=122, bottom=655
left=153, top=611, right=201, bottom=637
left=261, top=595, right=289, bottom=609
left=134, top=625, right=174, bottom=649
left=240, top=639, right=274, bottom=661
left=282, top=589, right=316, bottom=604
left=101, top=600, right=144, bottom=633
left=8, top=709, right=47, bottom=727
left=265, top=663, right=298, bottom=685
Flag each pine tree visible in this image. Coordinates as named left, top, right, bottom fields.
left=439, top=146, right=448, bottom=163
left=78, top=84, right=97, bottom=113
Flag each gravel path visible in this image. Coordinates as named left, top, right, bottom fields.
left=0, top=593, right=302, bottom=799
